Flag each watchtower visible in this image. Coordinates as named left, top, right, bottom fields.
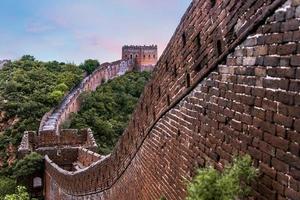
left=122, top=45, right=158, bottom=71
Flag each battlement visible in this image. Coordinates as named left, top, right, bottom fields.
left=122, top=45, right=158, bottom=71
left=18, top=129, right=97, bottom=158
left=122, top=45, right=157, bottom=50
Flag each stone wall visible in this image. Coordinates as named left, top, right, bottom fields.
left=122, top=45, right=158, bottom=71
left=40, top=59, right=135, bottom=134
left=43, top=0, right=300, bottom=199
left=18, top=129, right=97, bottom=158
left=77, top=148, right=101, bottom=167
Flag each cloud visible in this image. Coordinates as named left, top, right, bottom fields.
left=75, top=33, right=121, bottom=58
left=25, top=21, right=55, bottom=33
left=44, top=3, right=104, bottom=30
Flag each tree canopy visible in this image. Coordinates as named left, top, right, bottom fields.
left=0, top=56, right=83, bottom=170
left=79, top=59, right=100, bottom=74
left=186, top=155, right=257, bottom=200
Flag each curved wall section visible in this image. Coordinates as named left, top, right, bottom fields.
left=40, top=60, right=134, bottom=134
left=44, top=0, right=300, bottom=199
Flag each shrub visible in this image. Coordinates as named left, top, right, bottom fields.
left=4, top=186, right=30, bottom=200
left=0, top=177, right=16, bottom=198
left=12, top=152, right=43, bottom=179
left=186, top=155, right=257, bottom=200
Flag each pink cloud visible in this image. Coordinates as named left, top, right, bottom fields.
left=44, top=3, right=104, bottom=30
left=76, top=33, right=121, bottom=56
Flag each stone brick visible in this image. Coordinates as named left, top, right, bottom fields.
left=264, top=132, right=289, bottom=151
left=263, top=56, right=280, bottom=66
left=274, top=113, right=293, bottom=128
left=254, top=46, right=268, bottom=56
left=281, top=19, right=300, bottom=32
left=285, top=188, right=300, bottom=200
left=277, top=44, right=297, bottom=55
left=283, top=32, right=293, bottom=42
left=267, top=67, right=295, bottom=78
left=289, top=80, right=300, bottom=91
left=272, top=158, right=289, bottom=173
left=242, top=57, right=257, bottom=66
left=265, top=34, right=283, bottom=44
left=291, top=55, right=300, bottom=66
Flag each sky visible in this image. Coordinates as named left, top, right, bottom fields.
left=0, top=0, right=191, bottom=64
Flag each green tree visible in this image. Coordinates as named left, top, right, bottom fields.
left=12, top=152, right=43, bottom=179
left=49, top=90, right=64, bottom=104
left=4, top=186, right=30, bottom=200
left=186, top=155, right=257, bottom=200
left=0, top=177, right=16, bottom=199
left=79, top=59, right=100, bottom=74
left=20, top=55, right=35, bottom=62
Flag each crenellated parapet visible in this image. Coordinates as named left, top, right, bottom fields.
left=18, top=129, right=97, bottom=158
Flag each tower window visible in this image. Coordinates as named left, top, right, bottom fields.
left=143, top=55, right=146, bottom=59
left=186, top=72, right=190, bottom=88
left=173, top=65, right=177, bottom=77
left=211, top=0, right=216, bottom=8
left=148, top=55, right=151, bottom=59
left=165, top=61, right=168, bottom=72
left=136, top=55, right=138, bottom=58
left=182, top=32, right=186, bottom=47
left=130, top=54, right=133, bottom=59
left=195, top=33, right=201, bottom=49
left=153, top=55, right=155, bottom=58
left=217, top=40, right=222, bottom=56
left=167, top=95, right=170, bottom=106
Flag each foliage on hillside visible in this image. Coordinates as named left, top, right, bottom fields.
left=0, top=152, right=43, bottom=199
left=68, top=71, right=151, bottom=154
left=186, top=155, right=257, bottom=200
left=79, top=59, right=100, bottom=74
left=3, top=186, right=32, bottom=200
left=0, top=55, right=83, bottom=164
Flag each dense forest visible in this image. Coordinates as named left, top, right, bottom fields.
left=0, top=55, right=83, bottom=155
left=67, top=71, right=151, bottom=154
left=0, top=56, right=84, bottom=198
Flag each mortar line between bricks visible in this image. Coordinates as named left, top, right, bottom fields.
left=57, top=0, right=287, bottom=196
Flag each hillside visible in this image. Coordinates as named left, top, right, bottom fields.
left=0, top=55, right=84, bottom=167
left=67, top=71, right=151, bottom=154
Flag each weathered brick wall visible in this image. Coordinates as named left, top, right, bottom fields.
left=122, top=45, right=158, bottom=70
left=77, top=148, right=101, bottom=167
left=44, top=0, right=300, bottom=199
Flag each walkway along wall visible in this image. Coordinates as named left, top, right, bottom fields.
left=39, top=59, right=135, bottom=135
left=39, top=0, right=300, bottom=199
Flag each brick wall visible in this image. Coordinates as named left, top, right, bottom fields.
left=77, top=147, right=101, bottom=167
left=43, top=0, right=300, bottom=199
left=122, top=45, right=158, bottom=71
left=18, top=129, right=97, bottom=159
